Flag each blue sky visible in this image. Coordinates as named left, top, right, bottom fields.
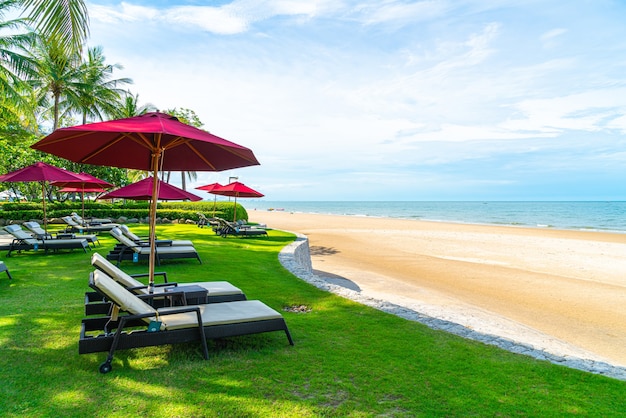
left=86, top=0, right=626, bottom=201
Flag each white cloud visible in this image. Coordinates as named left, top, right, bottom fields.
left=90, top=0, right=334, bottom=35
left=353, top=0, right=452, bottom=25
left=86, top=0, right=626, bottom=200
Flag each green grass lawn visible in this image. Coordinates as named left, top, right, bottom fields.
left=0, top=224, right=624, bottom=417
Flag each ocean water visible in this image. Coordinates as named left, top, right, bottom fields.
left=244, top=201, right=626, bottom=233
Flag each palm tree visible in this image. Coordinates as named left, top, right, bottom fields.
left=1, top=0, right=89, bottom=127
left=26, top=35, right=82, bottom=130
left=0, top=1, right=37, bottom=126
left=71, top=46, right=132, bottom=124
left=113, top=91, right=156, bottom=119
left=19, top=0, right=88, bottom=55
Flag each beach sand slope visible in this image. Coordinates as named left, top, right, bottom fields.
left=250, top=210, right=626, bottom=369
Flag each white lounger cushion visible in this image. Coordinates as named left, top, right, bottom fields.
left=158, top=300, right=284, bottom=330
left=184, top=281, right=242, bottom=296
left=91, top=253, right=243, bottom=296
left=92, top=270, right=157, bottom=318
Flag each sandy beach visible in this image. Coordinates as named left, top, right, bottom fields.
left=249, top=210, right=626, bottom=368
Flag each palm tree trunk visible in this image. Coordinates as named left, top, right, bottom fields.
left=53, top=92, right=60, bottom=130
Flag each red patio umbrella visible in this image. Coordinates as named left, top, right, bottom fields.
left=99, top=177, right=202, bottom=201
left=59, top=186, right=110, bottom=193
left=32, top=112, right=259, bottom=287
left=51, top=172, right=114, bottom=219
left=210, top=181, right=264, bottom=221
left=195, top=182, right=223, bottom=216
left=0, top=162, right=84, bottom=232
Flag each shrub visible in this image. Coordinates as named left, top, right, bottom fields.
left=0, top=200, right=249, bottom=222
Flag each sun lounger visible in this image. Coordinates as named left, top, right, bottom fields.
left=62, top=216, right=118, bottom=234
left=236, top=219, right=268, bottom=229
left=118, top=224, right=194, bottom=247
left=3, top=224, right=90, bottom=256
left=214, top=218, right=268, bottom=238
left=107, top=227, right=201, bottom=266
left=0, top=261, right=12, bottom=279
left=86, top=253, right=245, bottom=314
left=197, top=212, right=219, bottom=229
left=23, top=221, right=99, bottom=247
left=70, top=212, right=115, bottom=226
left=80, top=270, right=293, bottom=373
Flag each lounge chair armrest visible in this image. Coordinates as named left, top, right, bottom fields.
left=131, top=271, right=169, bottom=282
left=156, top=305, right=206, bottom=356
left=132, top=235, right=151, bottom=240
left=128, top=283, right=176, bottom=291
left=152, top=282, right=177, bottom=288
left=156, top=305, right=202, bottom=316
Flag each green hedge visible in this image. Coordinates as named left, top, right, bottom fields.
left=0, top=201, right=249, bottom=222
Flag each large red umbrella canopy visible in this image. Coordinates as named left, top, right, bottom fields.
left=31, top=112, right=259, bottom=171
left=31, top=112, right=259, bottom=286
left=51, top=172, right=115, bottom=219
left=0, top=162, right=84, bottom=231
left=100, top=177, right=202, bottom=201
left=210, top=181, right=264, bottom=221
left=195, top=182, right=223, bottom=216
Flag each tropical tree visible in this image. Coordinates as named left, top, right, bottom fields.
left=70, top=46, right=132, bottom=124
left=113, top=90, right=156, bottom=119
left=26, top=35, right=82, bottom=130
left=19, top=0, right=88, bottom=56
left=0, top=1, right=37, bottom=127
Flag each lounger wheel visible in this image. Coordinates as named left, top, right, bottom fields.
left=99, top=361, right=112, bottom=374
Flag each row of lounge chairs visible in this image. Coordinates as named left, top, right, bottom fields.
left=106, top=226, right=202, bottom=266
left=62, top=213, right=120, bottom=234
left=3, top=223, right=92, bottom=256
left=81, top=253, right=293, bottom=373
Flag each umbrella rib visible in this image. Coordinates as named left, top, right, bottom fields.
left=214, top=143, right=260, bottom=164
left=159, top=137, right=218, bottom=170
left=32, top=131, right=95, bottom=144
left=184, top=142, right=259, bottom=169
left=77, top=133, right=154, bottom=163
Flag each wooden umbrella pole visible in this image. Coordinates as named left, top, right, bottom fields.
left=42, top=182, right=47, bottom=233
left=81, top=185, right=85, bottom=219
left=148, top=151, right=161, bottom=291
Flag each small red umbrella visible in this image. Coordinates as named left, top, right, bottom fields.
left=100, top=177, right=202, bottom=201
left=32, top=112, right=259, bottom=287
left=51, top=172, right=114, bottom=219
left=195, top=182, right=223, bottom=216
left=0, top=162, right=84, bottom=231
left=59, top=186, right=110, bottom=193
left=210, top=181, right=264, bottom=221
